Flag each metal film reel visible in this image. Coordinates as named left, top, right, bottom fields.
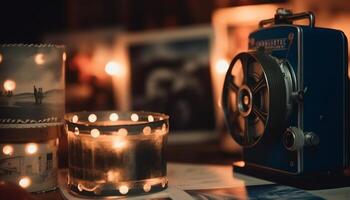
left=222, top=51, right=295, bottom=147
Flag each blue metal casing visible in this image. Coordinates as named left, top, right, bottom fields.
left=245, top=25, right=349, bottom=174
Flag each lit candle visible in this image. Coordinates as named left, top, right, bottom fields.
left=65, top=111, right=169, bottom=196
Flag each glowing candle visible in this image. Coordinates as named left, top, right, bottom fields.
left=65, top=111, right=169, bottom=196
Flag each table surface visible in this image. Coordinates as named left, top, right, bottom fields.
left=32, top=141, right=350, bottom=200
left=32, top=141, right=237, bottom=200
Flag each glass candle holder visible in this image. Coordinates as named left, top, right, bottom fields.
left=65, top=111, right=169, bottom=197
left=0, top=44, right=65, bottom=192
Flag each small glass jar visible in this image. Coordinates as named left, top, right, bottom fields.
left=65, top=111, right=169, bottom=197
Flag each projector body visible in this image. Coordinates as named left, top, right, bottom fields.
left=222, top=9, right=349, bottom=177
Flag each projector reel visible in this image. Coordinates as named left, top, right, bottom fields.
left=222, top=51, right=295, bottom=147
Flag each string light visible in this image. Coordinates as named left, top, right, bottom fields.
left=117, top=128, right=128, bottom=136
left=148, top=115, right=154, bottom=122
left=119, top=185, right=129, bottom=194
left=143, top=183, right=151, bottom=192
left=2, top=145, right=14, bottom=155
left=72, top=115, right=79, bottom=123
left=35, top=53, right=45, bottom=65
left=26, top=143, right=38, bottom=154
left=109, top=113, right=119, bottom=121
left=91, top=129, right=100, bottom=138
left=88, top=114, right=97, bottom=123
left=19, top=177, right=31, bottom=188
left=143, top=126, right=151, bottom=135
left=105, top=61, right=123, bottom=76
left=131, top=113, right=139, bottom=122
left=3, top=79, right=16, bottom=91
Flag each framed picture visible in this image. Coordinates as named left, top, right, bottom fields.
left=125, top=26, right=216, bottom=143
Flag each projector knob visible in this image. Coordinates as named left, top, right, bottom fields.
left=283, top=127, right=305, bottom=151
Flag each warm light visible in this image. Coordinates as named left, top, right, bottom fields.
left=143, top=126, right=151, bottom=135
left=161, top=178, right=167, bottom=188
left=35, top=53, right=45, bottom=65
left=113, top=138, right=127, bottom=149
left=19, top=177, right=31, bottom=188
left=25, top=143, right=38, bottom=154
left=131, top=113, right=139, bottom=122
left=0, top=54, right=2, bottom=63
left=233, top=161, right=245, bottom=167
left=105, top=61, right=123, bottom=76
left=109, top=113, right=119, bottom=121
left=77, top=184, right=83, bottom=192
left=91, top=129, right=100, bottom=138
left=107, top=170, right=120, bottom=182
left=62, top=52, right=67, bottom=61
left=162, top=124, right=166, bottom=132
left=117, top=128, right=128, bottom=136
left=217, top=99, right=222, bottom=108
left=72, top=115, right=79, bottom=123
left=216, top=59, right=229, bottom=74
left=148, top=115, right=154, bottom=122
left=2, top=145, right=14, bottom=155
left=3, top=79, right=16, bottom=91
left=143, top=183, right=151, bottom=192
left=74, top=127, right=80, bottom=136
left=119, top=185, right=129, bottom=194
left=88, top=114, right=97, bottom=123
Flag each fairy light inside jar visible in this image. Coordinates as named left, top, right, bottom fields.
left=119, top=185, right=129, bottom=194
left=88, top=114, right=97, bottom=123
left=72, top=115, right=79, bottom=123
left=117, top=128, right=128, bottom=136
left=109, top=113, right=119, bottom=121
left=131, top=113, right=139, bottom=122
left=19, top=177, right=31, bottom=188
left=90, top=129, right=100, bottom=138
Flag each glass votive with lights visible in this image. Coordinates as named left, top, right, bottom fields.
left=65, top=111, right=169, bottom=197
left=0, top=44, right=65, bottom=192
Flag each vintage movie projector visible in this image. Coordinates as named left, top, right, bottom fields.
left=222, top=9, right=349, bottom=188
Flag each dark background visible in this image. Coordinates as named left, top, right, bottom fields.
left=0, top=0, right=286, bottom=43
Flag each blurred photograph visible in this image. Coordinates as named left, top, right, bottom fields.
left=128, top=26, right=215, bottom=132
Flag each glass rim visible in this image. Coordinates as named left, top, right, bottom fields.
left=65, top=110, right=169, bottom=136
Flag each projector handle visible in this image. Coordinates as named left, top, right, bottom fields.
left=259, top=8, right=315, bottom=28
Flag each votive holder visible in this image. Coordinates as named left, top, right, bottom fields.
left=65, top=111, right=169, bottom=197
left=0, top=44, right=65, bottom=192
